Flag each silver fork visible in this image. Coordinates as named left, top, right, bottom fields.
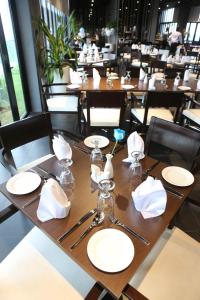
left=70, top=214, right=103, bottom=250
left=111, top=216, right=150, bottom=246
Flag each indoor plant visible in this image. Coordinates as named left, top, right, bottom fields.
left=36, top=11, right=78, bottom=84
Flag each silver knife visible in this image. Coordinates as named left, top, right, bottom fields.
left=163, top=185, right=184, bottom=198
left=58, top=208, right=97, bottom=243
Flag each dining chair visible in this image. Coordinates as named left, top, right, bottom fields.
left=182, top=96, right=200, bottom=131
left=83, top=66, right=107, bottom=77
left=0, top=226, right=103, bottom=300
left=82, top=91, right=127, bottom=136
left=42, top=83, right=82, bottom=133
left=0, top=113, right=55, bottom=175
left=145, top=116, right=200, bottom=171
left=150, top=60, right=166, bottom=74
left=131, top=91, right=185, bottom=133
left=164, top=66, right=184, bottom=79
left=126, top=227, right=200, bottom=300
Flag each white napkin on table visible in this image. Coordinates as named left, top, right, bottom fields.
left=93, top=68, right=101, bottom=80
left=91, top=164, right=109, bottom=183
left=37, top=178, right=71, bottom=222
left=123, top=131, right=144, bottom=163
left=132, top=176, right=167, bottom=219
left=197, top=79, right=200, bottom=90
left=148, top=78, right=156, bottom=90
left=52, top=135, right=72, bottom=161
left=70, top=68, right=82, bottom=84
left=139, top=68, right=146, bottom=80
left=183, top=69, right=190, bottom=82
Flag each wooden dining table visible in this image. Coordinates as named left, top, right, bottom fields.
left=0, top=144, right=194, bottom=299
left=68, top=77, right=200, bottom=93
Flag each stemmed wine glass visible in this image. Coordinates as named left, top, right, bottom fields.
left=129, top=151, right=143, bottom=189
left=90, top=140, right=103, bottom=169
left=59, top=158, right=74, bottom=192
left=97, top=179, right=115, bottom=226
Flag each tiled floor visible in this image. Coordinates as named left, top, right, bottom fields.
left=0, top=113, right=199, bottom=263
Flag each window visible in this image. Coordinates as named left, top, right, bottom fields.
left=185, top=7, right=200, bottom=43
left=159, top=8, right=177, bottom=35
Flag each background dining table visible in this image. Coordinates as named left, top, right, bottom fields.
left=68, top=77, right=200, bottom=93
left=0, top=145, right=194, bottom=298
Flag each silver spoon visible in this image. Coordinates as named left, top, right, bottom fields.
left=70, top=214, right=103, bottom=249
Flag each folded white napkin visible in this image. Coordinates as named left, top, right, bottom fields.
left=70, top=68, right=82, bottom=84
left=123, top=131, right=144, bottom=163
left=52, top=135, right=72, bottom=161
left=148, top=78, right=155, bottom=90
left=144, top=74, right=148, bottom=84
left=132, top=176, right=167, bottom=219
left=139, top=68, right=146, bottom=80
left=91, top=164, right=110, bottom=183
left=167, top=55, right=172, bottom=64
left=197, top=79, right=200, bottom=90
left=92, top=68, right=101, bottom=81
left=183, top=69, right=189, bottom=82
left=161, top=54, right=167, bottom=61
left=37, top=178, right=71, bottom=222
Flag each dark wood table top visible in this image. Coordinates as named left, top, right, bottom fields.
left=0, top=146, right=194, bottom=298
left=70, top=77, right=199, bottom=93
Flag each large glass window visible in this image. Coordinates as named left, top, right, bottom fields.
left=185, top=22, right=200, bottom=43
left=159, top=8, right=177, bottom=35
left=0, top=0, right=26, bottom=125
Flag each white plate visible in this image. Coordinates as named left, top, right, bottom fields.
left=122, top=85, right=135, bottom=90
left=178, top=86, right=191, bottom=91
left=162, top=166, right=194, bottom=187
left=109, top=76, right=119, bottom=80
left=67, top=84, right=80, bottom=89
left=84, top=135, right=109, bottom=148
left=6, top=172, right=41, bottom=195
left=87, top=228, right=134, bottom=272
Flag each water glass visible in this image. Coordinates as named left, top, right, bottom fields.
left=90, top=140, right=103, bottom=169
left=129, top=151, right=143, bottom=189
left=59, top=159, right=74, bottom=192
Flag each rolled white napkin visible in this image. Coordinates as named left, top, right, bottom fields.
left=183, top=69, right=189, bottom=82
left=148, top=78, right=155, bottom=90
left=37, top=178, right=71, bottom=222
left=52, top=135, right=72, bottom=161
left=197, top=79, right=200, bottom=90
left=70, top=68, right=82, bottom=84
left=132, top=176, right=167, bottom=219
left=139, top=68, right=146, bottom=80
left=91, top=164, right=109, bottom=183
left=123, top=131, right=144, bottom=163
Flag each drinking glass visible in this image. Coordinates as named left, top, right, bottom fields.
left=90, top=140, right=103, bottom=169
left=97, top=179, right=115, bottom=226
left=125, top=70, right=131, bottom=83
left=129, top=151, right=143, bottom=189
left=59, top=159, right=74, bottom=191
left=161, top=74, right=167, bottom=87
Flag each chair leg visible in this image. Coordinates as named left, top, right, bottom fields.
left=84, top=282, right=104, bottom=300
left=0, top=204, right=18, bottom=224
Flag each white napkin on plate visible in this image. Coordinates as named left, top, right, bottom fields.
left=37, top=178, right=71, bottom=222
left=52, top=135, right=72, bottom=161
left=123, top=131, right=144, bottom=162
left=132, top=176, right=167, bottom=219
left=70, top=68, right=82, bottom=84
left=139, top=68, right=146, bottom=80
left=91, top=164, right=109, bottom=183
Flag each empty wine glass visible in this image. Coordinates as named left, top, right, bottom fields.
left=129, top=151, right=143, bottom=189
left=97, top=179, right=115, bottom=226
left=161, top=74, right=167, bottom=87
left=125, top=70, right=131, bottom=83
left=90, top=140, right=103, bottom=169
left=59, top=159, right=74, bottom=190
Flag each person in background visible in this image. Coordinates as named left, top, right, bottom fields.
left=168, top=26, right=182, bottom=55
left=162, top=27, right=169, bottom=49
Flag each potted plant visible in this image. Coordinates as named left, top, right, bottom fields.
left=35, top=11, right=78, bottom=84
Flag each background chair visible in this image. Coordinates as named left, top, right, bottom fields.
left=150, top=60, right=166, bottom=74
left=182, top=96, right=200, bottom=131
left=0, top=113, right=55, bottom=175
left=127, top=228, right=200, bottom=300
left=42, top=83, right=82, bottom=134
left=131, top=91, right=185, bottom=133
left=82, top=91, right=127, bottom=136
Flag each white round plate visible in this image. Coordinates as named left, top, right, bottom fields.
left=109, top=76, right=119, bottom=80
left=122, top=85, right=135, bottom=90
left=84, top=135, right=109, bottom=148
left=87, top=228, right=134, bottom=272
left=6, top=172, right=41, bottom=195
left=178, top=86, right=191, bottom=91
left=162, top=166, right=194, bottom=187
left=67, top=84, right=80, bottom=89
